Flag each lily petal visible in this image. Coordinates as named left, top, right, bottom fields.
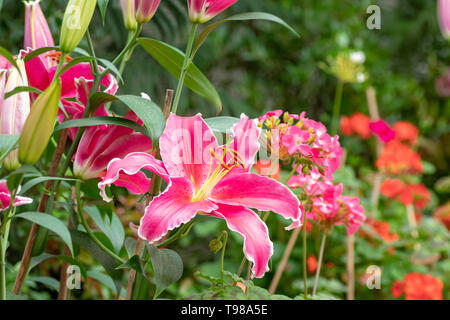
left=210, top=172, right=301, bottom=227
left=98, top=152, right=169, bottom=202
left=227, top=114, right=260, bottom=170
left=209, top=203, right=273, bottom=278
left=159, top=113, right=219, bottom=190
left=138, top=176, right=218, bottom=243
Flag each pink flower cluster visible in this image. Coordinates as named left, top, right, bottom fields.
left=258, top=110, right=343, bottom=178
left=288, top=165, right=366, bottom=235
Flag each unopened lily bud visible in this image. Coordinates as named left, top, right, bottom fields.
left=19, top=79, right=61, bottom=164
left=135, top=0, right=161, bottom=24
left=24, top=0, right=54, bottom=50
left=59, top=0, right=97, bottom=54
left=120, top=0, right=137, bottom=31
left=188, top=0, right=238, bottom=24
left=209, top=238, right=223, bottom=253
left=1, top=58, right=31, bottom=170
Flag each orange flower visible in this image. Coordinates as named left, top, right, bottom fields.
left=361, top=218, right=400, bottom=243
left=399, top=184, right=431, bottom=209
left=433, top=202, right=450, bottom=230
left=392, top=121, right=419, bottom=146
left=403, top=273, right=443, bottom=300
left=376, top=141, right=423, bottom=175
left=307, top=254, right=318, bottom=274
left=380, top=179, right=405, bottom=199
left=252, top=160, right=281, bottom=181
left=339, top=112, right=371, bottom=139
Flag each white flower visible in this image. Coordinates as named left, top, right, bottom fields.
left=350, top=51, right=366, bottom=64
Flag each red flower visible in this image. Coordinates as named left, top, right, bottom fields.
left=433, top=202, right=450, bottom=230
left=339, top=112, right=371, bottom=139
left=391, top=280, right=404, bottom=298
left=380, top=179, right=405, bottom=199
left=307, top=254, right=318, bottom=274
left=361, top=218, right=400, bottom=243
left=403, top=273, right=443, bottom=300
left=376, top=141, right=423, bottom=175
left=392, top=121, right=419, bottom=146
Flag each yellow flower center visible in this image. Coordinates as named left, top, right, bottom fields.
left=191, top=144, right=245, bottom=202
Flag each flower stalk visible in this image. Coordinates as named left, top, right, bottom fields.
left=171, top=23, right=198, bottom=114
left=312, top=230, right=328, bottom=296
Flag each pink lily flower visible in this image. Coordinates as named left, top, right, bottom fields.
left=369, top=120, right=396, bottom=143
left=0, top=55, right=31, bottom=170
left=438, top=0, right=450, bottom=39
left=0, top=180, right=33, bottom=211
left=188, top=0, right=238, bottom=24
left=99, top=114, right=301, bottom=278
left=25, top=55, right=118, bottom=139
left=73, top=111, right=154, bottom=186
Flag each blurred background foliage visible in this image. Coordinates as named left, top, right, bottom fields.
left=1, top=0, right=449, bottom=300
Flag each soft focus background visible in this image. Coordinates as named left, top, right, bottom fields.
left=1, top=0, right=448, bottom=300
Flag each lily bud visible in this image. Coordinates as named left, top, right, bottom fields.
left=135, top=0, right=161, bottom=24
left=18, top=79, right=61, bottom=165
left=59, top=0, right=97, bottom=54
left=188, top=0, right=238, bottom=24
left=0, top=58, right=31, bottom=170
left=24, top=0, right=55, bottom=50
left=120, top=0, right=137, bottom=31
left=438, top=0, right=450, bottom=40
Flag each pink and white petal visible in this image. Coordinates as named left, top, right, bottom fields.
left=13, top=195, right=33, bottom=207
left=98, top=152, right=169, bottom=202
left=208, top=203, right=273, bottom=279
left=138, top=177, right=218, bottom=243
left=210, top=172, right=301, bottom=225
left=205, top=0, right=238, bottom=17
left=159, top=113, right=219, bottom=190
left=227, top=114, right=260, bottom=170
left=111, top=171, right=152, bottom=195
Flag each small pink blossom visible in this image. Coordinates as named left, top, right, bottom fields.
left=188, top=0, right=238, bottom=24
left=0, top=180, right=33, bottom=211
left=369, top=120, right=396, bottom=143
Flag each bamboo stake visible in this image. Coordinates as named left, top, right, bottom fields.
left=14, top=128, right=69, bottom=295
left=346, top=234, right=355, bottom=300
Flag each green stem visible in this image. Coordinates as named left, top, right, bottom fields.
left=331, top=80, right=344, bottom=135
left=156, top=219, right=194, bottom=248
left=219, top=231, right=228, bottom=289
left=302, top=213, right=308, bottom=298
left=86, top=29, right=100, bottom=75
left=171, top=23, right=198, bottom=114
left=0, top=175, right=24, bottom=300
left=285, top=162, right=301, bottom=185
left=75, top=181, right=125, bottom=264
left=312, top=231, right=327, bottom=296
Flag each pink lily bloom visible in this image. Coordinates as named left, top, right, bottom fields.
left=135, top=0, right=161, bottom=23
left=25, top=55, right=117, bottom=139
left=99, top=114, right=301, bottom=278
left=369, top=120, right=396, bottom=143
left=73, top=111, right=153, bottom=185
left=438, top=0, right=450, bottom=39
left=188, top=0, right=238, bottom=24
left=0, top=180, right=33, bottom=211
left=0, top=54, right=31, bottom=170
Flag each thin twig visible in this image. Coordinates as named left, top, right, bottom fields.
left=346, top=234, right=355, bottom=300
left=312, top=231, right=327, bottom=296
left=268, top=227, right=301, bottom=294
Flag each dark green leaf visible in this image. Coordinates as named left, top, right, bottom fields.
left=98, top=0, right=109, bottom=25
left=193, top=12, right=300, bottom=56
left=16, top=212, right=73, bottom=255
left=19, top=176, right=79, bottom=195
left=4, top=86, right=42, bottom=99
left=0, top=46, right=20, bottom=72
left=0, top=134, right=19, bottom=163
left=23, top=46, right=59, bottom=62
left=137, top=38, right=222, bottom=113
left=54, top=116, right=149, bottom=137
left=147, top=244, right=183, bottom=298
left=84, top=206, right=125, bottom=253
left=57, top=56, right=95, bottom=77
